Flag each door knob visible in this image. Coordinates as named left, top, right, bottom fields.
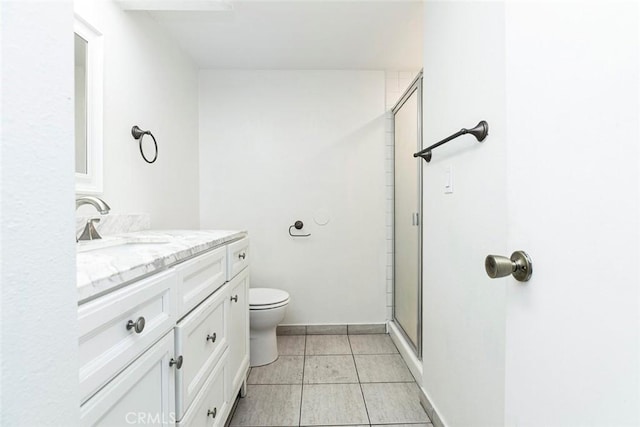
left=485, top=251, right=532, bottom=282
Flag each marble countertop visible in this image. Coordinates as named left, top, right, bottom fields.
left=77, top=229, right=247, bottom=303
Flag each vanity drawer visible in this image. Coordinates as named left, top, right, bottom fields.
left=226, top=238, right=249, bottom=280
left=175, top=287, right=228, bottom=420
left=78, top=269, right=177, bottom=404
left=177, top=350, right=228, bottom=427
left=176, top=246, right=227, bottom=318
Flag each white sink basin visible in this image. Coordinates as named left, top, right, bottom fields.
left=77, top=236, right=172, bottom=253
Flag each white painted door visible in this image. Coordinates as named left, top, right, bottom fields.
left=503, top=3, right=639, bottom=425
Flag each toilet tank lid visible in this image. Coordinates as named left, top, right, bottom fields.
left=249, top=288, right=290, bottom=306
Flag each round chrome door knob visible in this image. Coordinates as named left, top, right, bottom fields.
left=485, top=251, right=532, bottom=282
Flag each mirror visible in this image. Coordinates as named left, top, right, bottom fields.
left=74, top=15, right=103, bottom=194
left=75, top=34, right=88, bottom=174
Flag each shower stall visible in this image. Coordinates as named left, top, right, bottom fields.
left=390, top=72, right=423, bottom=363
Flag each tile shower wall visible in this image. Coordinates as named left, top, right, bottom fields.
left=384, top=71, right=420, bottom=320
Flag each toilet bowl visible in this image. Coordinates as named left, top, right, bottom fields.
left=249, top=288, right=290, bottom=367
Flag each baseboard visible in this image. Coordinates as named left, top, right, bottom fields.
left=418, top=385, right=446, bottom=427
left=387, top=321, right=423, bottom=387
left=276, top=323, right=386, bottom=335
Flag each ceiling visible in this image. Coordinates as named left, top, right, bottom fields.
left=146, top=1, right=423, bottom=70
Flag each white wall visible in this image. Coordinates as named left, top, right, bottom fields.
left=1, top=1, right=79, bottom=425
left=504, top=2, right=639, bottom=425
left=199, top=70, right=387, bottom=325
left=422, top=1, right=640, bottom=426
left=422, top=2, right=507, bottom=426
left=74, top=0, right=200, bottom=228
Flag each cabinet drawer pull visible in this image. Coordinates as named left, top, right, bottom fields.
left=126, top=316, right=146, bottom=334
left=230, top=295, right=238, bottom=303
left=207, top=408, right=217, bottom=419
left=169, top=355, right=183, bottom=369
left=206, top=333, right=217, bottom=343
left=238, top=252, right=246, bottom=260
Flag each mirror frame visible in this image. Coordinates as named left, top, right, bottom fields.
left=74, top=14, right=103, bottom=195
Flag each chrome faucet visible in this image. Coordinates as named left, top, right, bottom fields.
left=76, top=196, right=111, bottom=241
left=76, top=196, right=111, bottom=214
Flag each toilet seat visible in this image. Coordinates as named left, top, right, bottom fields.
left=250, top=288, right=290, bottom=310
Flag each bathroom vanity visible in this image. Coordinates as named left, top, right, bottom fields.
left=77, top=230, right=250, bottom=426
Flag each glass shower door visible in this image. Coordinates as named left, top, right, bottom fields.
left=393, top=78, right=422, bottom=355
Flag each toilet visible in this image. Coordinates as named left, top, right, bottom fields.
left=249, top=288, right=290, bottom=367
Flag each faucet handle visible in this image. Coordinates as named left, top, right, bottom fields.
left=77, top=218, right=102, bottom=241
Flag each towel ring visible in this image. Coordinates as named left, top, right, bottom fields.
left=131, top=125, right=158, bottom=164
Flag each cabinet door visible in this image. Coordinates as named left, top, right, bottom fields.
left=177, top=351, right=228, bottom=427
left=174, top=288, right=228, bottom=421
left=226, top=268, right=249, bottom=398
left=80, top=331, right=176, bottom=427
left=79, top=269, right=177, bottom=404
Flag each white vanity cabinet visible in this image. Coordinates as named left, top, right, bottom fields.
left=175, top=246, right=227, bottom=318
left=78, top=268, right=177, bottom=404
left=174, top=286, right=228, bottom=420
left=80, top=331, right=177, bottom=426
left=226, top=237, right=249, bottom=280
left=227, top=267, right=250, bottom=398
left=79, top=235, right=250, bottom=427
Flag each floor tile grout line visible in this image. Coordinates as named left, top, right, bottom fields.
left=349, top=334, right=372, bottom=426
left=298, top=334, right=307, bottom=427
left=247, top=380, right=417, bottom=386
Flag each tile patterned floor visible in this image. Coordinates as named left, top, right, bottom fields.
left=230, top=334, right=432, bottom=427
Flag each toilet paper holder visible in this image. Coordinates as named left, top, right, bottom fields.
left=485, top=251, right=533, bottom=282
left=289, top=220, right=311, bottom=238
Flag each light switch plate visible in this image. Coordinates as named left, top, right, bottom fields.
left=445, top=166, right=453, bottom=194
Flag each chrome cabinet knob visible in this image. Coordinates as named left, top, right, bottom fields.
left=206, top=333, right=217, bottom=343
left=207, top=408, right=217, bottom=418
left=238, top=252, right=246, bottom=260
left=169, top=355, right=183, bottom=369
left=126, top=316, right=146, bottom=334
left=230, top=295, right=238, bottom=303
left=485, top=251, right=532, bottom=282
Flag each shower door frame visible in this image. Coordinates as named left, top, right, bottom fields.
left=391, top=72, right=423, bottom=359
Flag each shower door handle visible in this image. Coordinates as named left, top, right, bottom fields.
left=412, top=213, right=420, bottom=226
